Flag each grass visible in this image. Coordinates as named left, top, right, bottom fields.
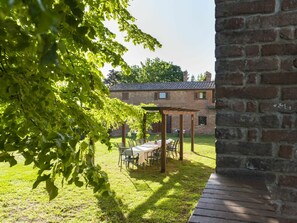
left=0, top=134, right=216, bottom=223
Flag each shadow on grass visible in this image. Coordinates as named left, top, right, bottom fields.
left=192, top=151, right=216, bottom=160
left=96, top=158, right=214, bottom=223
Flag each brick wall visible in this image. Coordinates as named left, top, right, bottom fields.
left=110, top=89, right=216, bottom=135
left=215, top=0, right=297, bottom=218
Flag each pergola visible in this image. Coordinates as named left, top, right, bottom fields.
left=121, top=106, right=199, bottom=173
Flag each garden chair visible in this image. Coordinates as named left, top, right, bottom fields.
left=166, top=139, right=179, bottom=158
left=123, top=148, right=139, bottom=168
left=118, top=144, right=130, bottom=168
left=147, top=148, right=161, bottom=166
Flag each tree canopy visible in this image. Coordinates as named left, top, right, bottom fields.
left=0, top=0, right=161, bottom=199
left=104, top=57, right=184, bottom=86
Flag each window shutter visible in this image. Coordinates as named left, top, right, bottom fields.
left=194, top=92, right=198, bottom=100
left=154, top=92, right=158, bottom=100
left=166, top=92, right=170, bottom=100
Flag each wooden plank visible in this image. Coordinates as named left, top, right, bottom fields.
left=205, top=183, right=270, bottom=195
left=193, top=209, right=280, bottom=223
left=202, top=188, right=272, bottom=200
left=201, top=192, right=271, bottom=204
left=197, top=197, right=275, bottom=211
left=195, top=202, right=278, bottom=218
left=189, top=215, right=244, bottom=223
left=208, top=174, right=267, bottom=189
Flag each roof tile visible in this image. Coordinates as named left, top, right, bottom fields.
left=110, top=81, right=215, bottom=91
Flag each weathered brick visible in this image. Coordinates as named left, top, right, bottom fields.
left=278, top=188, right=297, bottom=202
left=281, top=203, right=297, bottom=216
left=215, top=99, right=229, bottom=109
left=216, top=112, right=259, bottom=128
left=273, top=160, right=297, bottom=172
left=215, top=59, right=245, bottom=72
left=279, top=28, right=295, bottom=40
left=246, top=73, right=257, bottom=84
left=246, top=101, right=257, bottom=112
left=245, top=58, right=279, bottom=71
left=216, top=18, right=245, bottom=32
left=215, top=128, right=243, bottom=140
left=246, top=12, right=297, bottom=29
left=282, top=0, right=297, bottom=11
left=216, top=45, right=244, bottom=58
left=216, top=0, right=275, bottom=18
left=279, top=145, right=293, bottom=159
left=216, top=30, right=277, bottom=45
left=261, top=72, right=297, bottom=85
left=260, top=115, right=281, bottom=128
left=231, top=101, right=245, bottom=112
left=262, top=43, right=297, bottom=56
left=259, top=102, right=297, bottom=114
left=281, top=58, right=296, bottom=71
left=245, top=45, right=260, bottom=57
left=215, top=72, right=244, bottom=85
left=282, top=115, right=294, bottom=129
left=282, top=87, right=297, bottom=99
left=216, top=86, right=278, bottom=99
left=217, top=141, right=273, bottom=156
left=216, top=156, right=242, bottom=168
left=246, top=158, right=273, bottom=171
left=247, top=128, right=259, bottom=142
left=262, top=130, right=297, bottom=143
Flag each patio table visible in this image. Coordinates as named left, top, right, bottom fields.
left=132, top=139, right=173, bottom=165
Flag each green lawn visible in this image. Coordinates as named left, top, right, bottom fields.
left=0, top=135, right=216, bottom=223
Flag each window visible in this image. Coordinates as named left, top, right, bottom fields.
left=159, top=92, right=167, bottom=99
left=194, top=91, right=206, bottom=100
left=122, top=92, right=129, bottom=100
left=198, top=116, right=207, bottom=125
left=154, top=92, right=169, bottom=100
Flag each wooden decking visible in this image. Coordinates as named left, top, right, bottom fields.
left=188, top=173, right=291, bottom=223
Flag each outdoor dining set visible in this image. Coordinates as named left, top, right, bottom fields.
left=117, top=138, right=179, bottom=169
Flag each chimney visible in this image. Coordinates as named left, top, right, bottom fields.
left=183, top=71, right=188, bottom=82
left=205, top=71, right=212, bottom=81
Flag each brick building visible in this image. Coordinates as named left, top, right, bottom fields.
left=110, top=75, right=215, bottom=135
left=216, top=0, right=297, bottom=219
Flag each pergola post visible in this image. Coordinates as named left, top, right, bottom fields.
left=161, top=113, right=167, bottom=173
left=122, top=124, right=126, bottom=147
left=179, top=114, right=184, bottom=160
left=143, top=113, right=147, bottom=142
left=191, top=114, right=194, bottom=152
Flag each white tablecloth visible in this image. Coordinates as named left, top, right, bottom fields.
left=132, top=139, right=173, bottom=164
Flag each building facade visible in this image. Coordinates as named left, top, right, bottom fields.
left=110, top=79, right=215, bottom=135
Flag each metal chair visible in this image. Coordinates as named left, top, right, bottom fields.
left=166, top=139, right=179, bottom=158
left=147, top=148, right=161, bottom=166
left=118, top=144, right=129, bottom=168
left=123, top=148, right=139, bottom=168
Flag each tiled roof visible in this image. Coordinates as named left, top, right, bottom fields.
left=110, top=81, right=215, bottom=91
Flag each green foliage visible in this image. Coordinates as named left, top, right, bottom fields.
left=104, top=57, right=183, bottom=85
left=0, top=0, right=161, bottom=199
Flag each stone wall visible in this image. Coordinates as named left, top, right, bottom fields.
left=215, top=0, right=297, bottom=218
left=110, top=89, right=215, bottom=135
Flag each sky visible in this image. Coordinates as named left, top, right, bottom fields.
left=103, top=0, right=215, bottom=80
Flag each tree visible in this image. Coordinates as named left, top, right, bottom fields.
left=197, top=73, right=207, bottom=81
left=0, top=0, right=161, bottom=199
left=190, top=75, right=195, bottom=82
left=104, top=57, right=184, bottom=84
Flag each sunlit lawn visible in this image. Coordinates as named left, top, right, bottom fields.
left=0, top=134, right=215, bottom=223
